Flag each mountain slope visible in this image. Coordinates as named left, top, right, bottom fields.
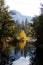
left=11, top=10, right=33, bottom=23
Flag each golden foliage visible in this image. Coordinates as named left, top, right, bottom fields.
left=19, top=30, right=26, bottom=39
left=17, top=30, right=32, bottom=50
left=18, top=30, right=27, bottom=50
left=18, top=41, right=26, bottom=50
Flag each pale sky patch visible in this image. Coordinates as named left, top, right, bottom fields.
left=5, top=0, right=43, bottom=16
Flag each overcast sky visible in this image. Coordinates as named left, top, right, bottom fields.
left=5, top=0, right=43, bottom=16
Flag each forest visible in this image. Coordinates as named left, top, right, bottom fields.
left=0, top=0, right=43, bottom=65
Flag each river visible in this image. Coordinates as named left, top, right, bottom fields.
left=8, top=45, right=36, bottom=65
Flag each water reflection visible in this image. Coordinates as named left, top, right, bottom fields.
left=8, top=45, right=36, bottom=65
left=0, top=49, right=36, bottom=65
left=0, top=43, right=36, bottom=65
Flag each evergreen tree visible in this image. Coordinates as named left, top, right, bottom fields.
left=0, top=0, right=19, bottom=38
left=21, top=21, right=25, bottom=30
left=33, top=15, right=43, bottom=65
left=25, top=18, right=30, bottom=35
left=0, top=0, right=19, bottom=64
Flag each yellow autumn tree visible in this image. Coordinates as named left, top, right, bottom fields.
left=19, top=30, right=26, bottom=39
left=18, top=30, right=27, bottom=50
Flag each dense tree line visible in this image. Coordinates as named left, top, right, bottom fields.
left=32, top=15, right=43, bottom=65
left=0, top=0, right=19, bottom=65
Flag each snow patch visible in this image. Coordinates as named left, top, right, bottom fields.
left=12, top=57, right=31, bottom=65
